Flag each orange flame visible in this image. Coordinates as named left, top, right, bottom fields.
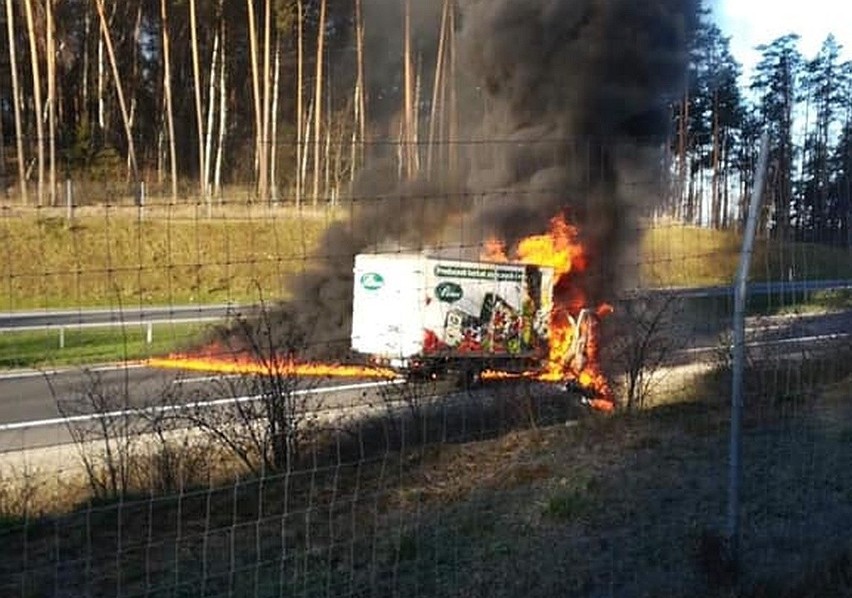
left=146, top=345, right=396, bottom=380
left=482, top=214, right=614, bottom=409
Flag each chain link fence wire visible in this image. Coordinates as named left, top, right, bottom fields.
left=0, top=135, right=851, bottom=597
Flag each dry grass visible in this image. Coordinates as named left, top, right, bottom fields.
left=2, top=211, right=850, bottom=310
left=2, top=362, right=851, bottom=596
left=0, top=207, right=334, bottom=309
left=641, top=224, right=852, bottom=287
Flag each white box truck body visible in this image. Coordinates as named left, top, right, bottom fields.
left=351, top=253, right=555, bottom=373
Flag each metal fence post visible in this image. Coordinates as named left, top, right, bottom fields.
left=66, top=178, right=73, bottom=221
left=728, top=131, right=771, bottom=561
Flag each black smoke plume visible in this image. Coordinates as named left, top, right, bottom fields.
left=237, top=0, right=700, bottom=359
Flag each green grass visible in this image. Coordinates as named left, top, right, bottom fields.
left=0, top=322, right=209, bottom=369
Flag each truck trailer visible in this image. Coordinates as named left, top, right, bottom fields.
left=351, top=252, right=557, bottom=382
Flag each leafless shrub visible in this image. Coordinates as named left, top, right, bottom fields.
left=0, top=464, right=41, bottom=521
left=50, top=368, right=208, bottom=498
left=604, top=292, right=688, bottom=410
left=52, top=369, right=147, bottom=499
left=135, top=406, right=214, bottom=493
left=183, top=300, right=323, bottom=475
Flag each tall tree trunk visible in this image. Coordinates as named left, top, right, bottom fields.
left=711, top=91, right=720, bottom=228
left=447, top=2, right=458, bottom=179
left=213, top=17, right=227, bottom=200
left=402, top=0, right=414, bottom=179
left=5, top=0, right=27, bottom=204
left=427, top=0, right=450, bottom=175
left=301, top=97, right=313, bottom=197
left=203, top=25, right=220, bottom=199
left=189, top=0, right=207, bottom=203
left=312, top=0, right=327, bottom=205
left=721, top=138, right=730, bottom=229
left=82, top=10, right=90, bottom=130
left=246, top=0, right=263, bottom=199
left=97, top=21, right=105, bottom=131
left=323, top=109, right=331, bottom=201
left=295, top=0, right=303, bottom=207
left=413, top=56, right=422, bottom=175
left=354, top=0, right=366, bottom=179
left=259, top=0, right=272, bottom=203
left=23, top=0, right=44, bottom=206
left=160, top=0, right=178, bottom=202
left=678, top=92, right=689, bottom=221
left=126, top=5, right=143, bottom=181
left=46, top=0, right=57, bottom=206
left=94, top=0, right=138, bottom=182
left=270, top=40, right=281, bottom=203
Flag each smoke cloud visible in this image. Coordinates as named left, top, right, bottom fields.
left=250, top=0, right=699, bottom=358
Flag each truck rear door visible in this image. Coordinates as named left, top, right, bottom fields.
left=351, top=254, right=425, bottom=360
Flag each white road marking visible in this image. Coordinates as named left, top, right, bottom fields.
left=0, top=362, right=147, bottom=381
left=0, top=379, right=405, bottom=432
left=172, top=374, right=242, bottom=384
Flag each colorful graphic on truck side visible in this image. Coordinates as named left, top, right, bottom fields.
left=422, top=262, right=550, bottom=356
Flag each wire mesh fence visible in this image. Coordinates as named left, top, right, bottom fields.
left=0, top=135, right=851, bottom=598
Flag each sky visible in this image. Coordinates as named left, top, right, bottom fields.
left=714, top=0, right=852, bottom=80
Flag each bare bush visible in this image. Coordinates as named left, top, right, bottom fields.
left=604, top=292, right=688, bottom=410
left=183, top=301, right=323, bottom=475
left=136, top=405, right=215, bottom=493
left=0, top=464, right=41, bottom=521
left=51, top=368, right=211, bottom=498
left=52, top=369, right=147, bottom=498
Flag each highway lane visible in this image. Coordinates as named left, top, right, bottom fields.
left=665, top=309, right=852, bottom=364
left=0, top=367, right=406, bottom=451
left=0, top=365, right=191, bottom=450
left=0, top=308, right=849, bottom=453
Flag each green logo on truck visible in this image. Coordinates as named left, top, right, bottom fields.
left=435, top=282, right=464, bottom=303
left=360, top=272, right=384, bottom=290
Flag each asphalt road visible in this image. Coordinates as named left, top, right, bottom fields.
left=0, top=365, right=412, bottom=452
left=0, top=307, right=849, bottom=453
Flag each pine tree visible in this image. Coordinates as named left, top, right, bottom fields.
left=751, top=33, right=803, bottom=238
left=800, top=35, right=845, bottom=242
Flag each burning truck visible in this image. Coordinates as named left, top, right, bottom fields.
left=351, top=253, right=555, bottom=376
left=147, top=214, right=614, bottom=411
left=351, top=217, right=615, bottom=410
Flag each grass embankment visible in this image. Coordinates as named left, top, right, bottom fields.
left=641, top=224, right=852, bottom=287
left=0, top=322, right=208, bottom=369
left=0, top=206, right=334, bottom=310
left=2, top=213, right=850, bottom=310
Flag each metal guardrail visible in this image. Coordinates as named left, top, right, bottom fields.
left=1, top=279, right=850, bottom=333
left=643, top=279, right=852, bottom=299
left=0, top=304, right=240, bottom=331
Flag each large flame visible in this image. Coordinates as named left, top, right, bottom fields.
left=481, top=214, right=614, bottom=410
left=146, top=344, right=396, bottom=379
